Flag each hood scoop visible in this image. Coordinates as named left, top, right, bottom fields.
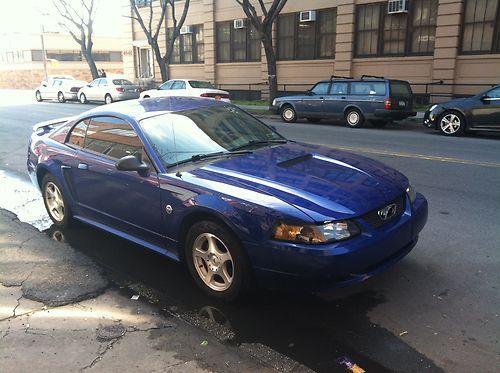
left=278, top=154, right=313, bottom=168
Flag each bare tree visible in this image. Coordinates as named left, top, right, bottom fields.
left=235, top=0, right=288, bottom=104
left=129, top=0, right=190, bottom=82
left=52, top=0, right=99, bottom=79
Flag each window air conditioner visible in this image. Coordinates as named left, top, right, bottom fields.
left=234, top=19, right=246, bottom=29
left=388, top=0, right=409, bottom=14
left=180, top=25, right=193, bottom=34
left=299, top=10, right=316, bottom=22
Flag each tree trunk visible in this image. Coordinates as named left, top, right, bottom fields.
left=262, top=33, right=278, bottom=107
left=151, top=41, right=168, bottom=82
left=82, top=49, right=99, bottom=79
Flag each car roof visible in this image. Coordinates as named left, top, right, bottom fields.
left=79, top=96, right=227, bottom=122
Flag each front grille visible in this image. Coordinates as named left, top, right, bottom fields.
left=362, top=194, right=406, bottom=228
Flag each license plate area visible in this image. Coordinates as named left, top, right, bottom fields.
left=398, top=100, right=407, bottom=107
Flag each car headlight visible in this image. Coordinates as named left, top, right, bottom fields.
left=407, top=184, right=417, bottom=204
left=429, top=104, right=437, bottom=111
left=273, top=221, right=360, bottom=244
left=272, top=99, right=277, bottom=106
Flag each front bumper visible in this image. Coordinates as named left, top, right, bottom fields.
left=246, top=193, right=428, bottom=289
left=423, top=109, right=441, bottom=129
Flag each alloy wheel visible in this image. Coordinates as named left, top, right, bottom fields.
left=79, top=94, right=87, bottom=104
left=347, top=111, right=360, bottom=126
left=192, top=233, right=234, bottom=292
left=105, top=94, right=113, bottom=104
left=58, top=92, right=65, bottom=103
left=440, top=113, right=462, bottom=135
left=35, top=91, right=42, bottom=101
left=44, top=182, right=65, bottom=222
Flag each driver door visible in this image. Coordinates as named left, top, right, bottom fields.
left=470, top=86, right=500, bottom=129
left=64, top=115, right=164, bottom=246
left=294, top=82, right=331, bottom=117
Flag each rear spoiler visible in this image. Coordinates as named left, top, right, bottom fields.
left=32, top=117, right=74, bottom=132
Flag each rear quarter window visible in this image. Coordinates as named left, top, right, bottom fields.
left=390, top=81, right=412, bottom=96
left=350, top=82, right=386, bottom=96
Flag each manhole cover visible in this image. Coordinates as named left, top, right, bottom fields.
left=97, top=324, right=126, bottom=341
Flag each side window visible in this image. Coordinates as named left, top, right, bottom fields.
left=84, top=116, right=145, bottom=161
left=171, top=81, right=186, bottom=90
left=487, top=87, right=500, bottom=98
left=330, top=82, right=348, bottom=95
left=67, top=120, right=89, bottom=148
left=52, top=79, right=62, bottom=87
left=159, top=81, right=173, bottom=90
left=311, top=82, right=330, bottom=95
left=351, top=82, right=387, bottom=96
left=99, top=79, right=108, bottom=86
left=89, top=79, right=101, bottom=87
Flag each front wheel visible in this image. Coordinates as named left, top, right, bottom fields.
left=185, top=221, right=252, bottom=301
left=35, top=91, right=43, bottom=102
left=57, top=91, right=66, bottom=103
left=439, top=111, right=465, bottom=136
left=345, top=108, right=364, bottom=128
left=79, top=93, right=88, bottom=104
left=42, top=174, right=72, bottom=228
left=280, top=105, right=297, bottom=123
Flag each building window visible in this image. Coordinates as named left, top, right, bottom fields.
left=461, top=0, right=500, bottom=53
left=31, top=50, right=44, bottom=61
left=216, top=20, right=261, bottom=63
left=355, top=0, right=438, bottom=57
left=135, top=0, right=152, bottom=8
left=168, top=25, right=204, bottom=64
left=277, top=8, right=337, bottom=61
left=411, top=0, right=438, bottom=54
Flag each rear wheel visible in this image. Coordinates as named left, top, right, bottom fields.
left=57, top=91, right=66, bottom=103
left=280, top=105, right=297, bottom=123
left=439, top=111, right=465, bottom=136
left=307, top=118, right=321, bottom=123
left=185, top=220, right=252, bottom=301
left=371, top=120, right=388, bottom=128
left=79, top=93, right=88, bottom=104
left=42, top=174, right=72, bottom=228
left=104, top=94, right=113, bottom=104
left=345, top=108, right=364, bottom=128
left=35, top=91, right=43, bottom=102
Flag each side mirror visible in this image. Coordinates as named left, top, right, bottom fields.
left=42, top=82, right=47, bottom=87
left=306, top=90, right=313, bottom=96
left=480, top=94, right=490, bottom=101
left=115, top=155, right=149, bottom=173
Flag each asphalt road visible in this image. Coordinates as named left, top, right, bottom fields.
left=1, top=96, right=499, bottom=372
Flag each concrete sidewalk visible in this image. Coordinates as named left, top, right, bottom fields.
left=0, top=209, right=309, bottom=373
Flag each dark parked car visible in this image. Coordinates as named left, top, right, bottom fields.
left=272, top=76, right=416, bottom=128
left=28, top=97, right=428, bottom=300
left=423, top=85, right=500, bottom=136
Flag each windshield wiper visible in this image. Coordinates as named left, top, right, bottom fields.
left=230, top=139, right=288, bottom=151
left=169, top=150, right=252, bottom=168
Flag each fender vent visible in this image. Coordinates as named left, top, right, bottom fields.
left=277, top=154, right=313, bottom=168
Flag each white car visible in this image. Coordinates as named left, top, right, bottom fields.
left=35, top=76, right=87, bottom=103
left=140, top=79, right=230, bottom=102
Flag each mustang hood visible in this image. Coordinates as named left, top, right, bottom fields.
left=194, top=142, right=408, bottom=222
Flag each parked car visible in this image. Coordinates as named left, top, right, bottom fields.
left=78, top=78, right=141, bottom=104
left=272, top=75, right=416, bottom=127
left=140, top=79, right=230, bottom=102
left=28, top=97, right=428, bottom=300
left=35, top=76, right=87, bottom=103
left=423, top=85, right=500, bottom=136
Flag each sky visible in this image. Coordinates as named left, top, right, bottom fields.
left=0, top=0, right=128, bottom=37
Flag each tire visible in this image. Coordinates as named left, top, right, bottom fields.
left=280, top=105, right=297, bottom=123
left=104, top=94, right=113, bottom=104
left=35, top=91, right=43, bottom=102
left=307, top=118, right=321, bottom=123
left=79, top=93, right=88, bottom=104
left=57, top=91, right=66, bottom=103
left=41, top=173, right=72, bottom=228
left=438, top=111, right=465, bottom=136
left=371, top=120, right=388, bottom=128
left=345, top=108, right=364, bottom=128
left=185, top=220, right=252, bottom=301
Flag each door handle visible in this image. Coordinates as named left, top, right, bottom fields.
left=341, top=96, right=346, bottom=99
left=78, top=163, right=88, bottom=170
left=319, top=97, right=324, bottom=100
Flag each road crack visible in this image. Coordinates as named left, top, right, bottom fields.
left=80, top=338, right=121, bottom=371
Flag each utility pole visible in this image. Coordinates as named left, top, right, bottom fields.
left=40, top=25, right=48, bottom=81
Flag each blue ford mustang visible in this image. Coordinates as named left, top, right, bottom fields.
left=28, top=97, right=428, bottom=300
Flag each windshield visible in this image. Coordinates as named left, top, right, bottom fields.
left=189, top=80, right=216, bottom=89
left=113, top=79, right=134, bottom=85
left=140, top=105, right=285, bottom=169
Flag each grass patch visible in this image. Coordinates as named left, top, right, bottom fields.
left=232, top=99, right=269, bottom=106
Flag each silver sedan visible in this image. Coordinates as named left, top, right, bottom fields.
left=78, top=78, right=141, bottom=104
